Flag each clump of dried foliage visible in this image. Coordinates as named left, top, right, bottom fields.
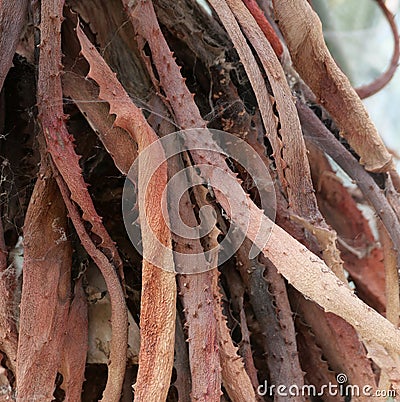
left=0, top=0, right=400, bottom=401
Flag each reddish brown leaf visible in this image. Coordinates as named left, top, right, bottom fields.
left=273, top=0, right=393, bottom=173
left=235, top=241, right=305, bottom=401
left=76, top=23, right=176, bottom=402
left=295, top=317, right=343, bottom=402
left=0, top=0, right=29, bottom=91
left=60, top=277, right=88, bottom=402
left=62, top=72, right=137, bottom=175
left=290, top=290, right=377, bottom=399
left=55, top=172, right=128, bottom=402
left=16, top=160, right=71, bottom=400
left=38, top=0, right=123, bottom=276
left=171, top=157, right=221, bottom=402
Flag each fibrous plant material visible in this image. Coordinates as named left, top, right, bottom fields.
left=76, top=24, right=177, bottom=402
left=16, top=157, right=71, bottom=400
left=36, top=2, right=128, bottom=400
left=296, top=100, right=400, bottom=262
left=0, top=0, right=399, bottom=400
left=0, top=0, right=29, bottom=91
left=273, top=0, right=393, bottom=173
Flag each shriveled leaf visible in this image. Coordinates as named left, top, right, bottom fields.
left=76, top=23, right=176, bottom=402
left=60, top=277, right=88, bottom=402
left=17, top=161, right=71, bottom=401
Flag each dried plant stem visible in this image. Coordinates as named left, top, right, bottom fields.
left=207, top=0, right=346, bottom=284
left=355, top=0, right=400, bottom=99
left=55, top=172, right=128, bottom=402
left=17, top=159, right=71, bottom=401
left=76, top=24, right=177, bottom=402
left=296, top=101, right=400, bottom=261
left=38, top=0, right=123, bottom=276
left=273, top=0, right=393, bottom=173
left=170, top=157, right=222, bottom=401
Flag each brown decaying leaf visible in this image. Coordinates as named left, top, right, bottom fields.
left=208, top=0, right=346, bottom=283
left=55, top=171, right=128, bottom=402
left=295, top=317, right=343, bottom=402
left=16, top=159, right=71, bottom=401
left=38, top=0, right=123, bottom=277
left=260, top=255, right=305, bottom=400
left=76, top=23, right=176, bottom=402
left=170, top=156, right=222, bottom=401
left=235, top=240, right=305, bottom=401
left=306, top=140, right=386, bottom=312
left=0, top=0, right=29, bottom=91
left=62, top=72, right=137, bottom=175
left=272, top=0, right=392, bottom=173
left=214, top=275, right=257, bottom=401
left=179, top=270, right=222, bottom=401
left=60, top=277, right=88, bottom=402
left=126, top=1, right=256, bottom=400
left=289, top=290, right=377, bottom=402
